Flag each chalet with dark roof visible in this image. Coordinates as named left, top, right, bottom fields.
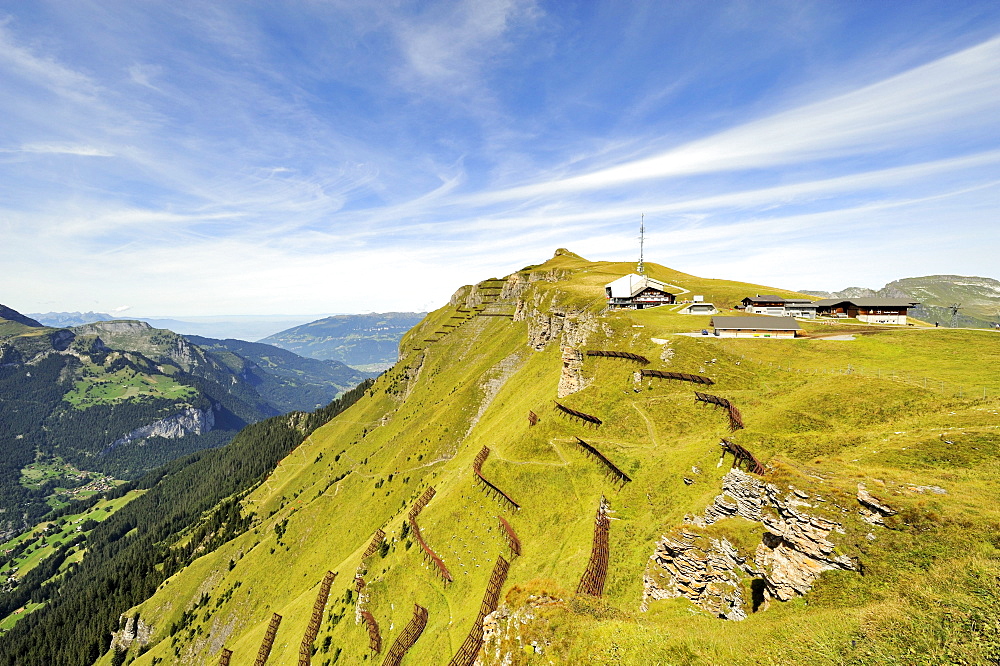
left=740, top=295, right=818, bottom=318
left=605, top=274, right=676, bottom=310
left=812, top=298, right=919, bottom=325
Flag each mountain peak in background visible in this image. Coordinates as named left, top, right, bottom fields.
left=802, top=274, right=1000, bottom=328
left=26, top=311, right=115, bottom=328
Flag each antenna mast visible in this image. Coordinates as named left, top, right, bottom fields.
left=637, top=214, right=645, bottom=274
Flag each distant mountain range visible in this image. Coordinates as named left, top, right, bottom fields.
left=802, top=274, right=1000, bottom=328
left=28, top=312, right=331, bottom=341
left=262, top=311, right=427, bottom=371
left=184, top=335, right=375, bottom=413
left=27, top=313, right=428, bottom=360
left=0, top=306, right=372, bottom=539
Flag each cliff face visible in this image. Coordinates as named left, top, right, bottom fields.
left=105, top=406, right=216, bottom=453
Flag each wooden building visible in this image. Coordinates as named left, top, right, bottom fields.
left=740, top=295, right=785, bottom=315
left=605, top=274, right=676, bottom=310
left=710, top=316, right=801, bottom=338
left=740, top=295, right=818, bottom=318
left=812, top=298, right=918, bottom=325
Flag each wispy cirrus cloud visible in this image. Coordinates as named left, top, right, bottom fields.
left=9, top=142, right=114, bottom=157
left=471, top=34, right=1000, bottom=202
left=1, top=2, right=999, bottom=315
left=393, top=0, right=540, bottom=90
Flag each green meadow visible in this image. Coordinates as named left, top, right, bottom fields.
left=63, top=363, right=196, bottom=409
left=95, top=252, right=999, bottom=666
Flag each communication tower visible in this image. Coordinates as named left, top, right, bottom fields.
left=637, top=215, right=645, bottom=274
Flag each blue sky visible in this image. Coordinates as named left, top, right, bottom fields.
left=2, top=0, right=999, bottom=316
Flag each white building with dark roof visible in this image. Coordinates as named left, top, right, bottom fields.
left=605, top=274, right=676, bottom=310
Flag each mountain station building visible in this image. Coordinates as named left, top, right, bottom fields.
left=605, top=274, right=676, bottom=310
left=740, top=295, right=819, bottom=318
left=812, top=298, right=919, bottom=325
left=711, top=316, right=801, bottom=338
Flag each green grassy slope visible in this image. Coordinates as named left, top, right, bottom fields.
left=109, top=251, right=999, bottom=666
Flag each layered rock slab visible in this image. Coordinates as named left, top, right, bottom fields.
left=644, top=469, right=856, bottom=619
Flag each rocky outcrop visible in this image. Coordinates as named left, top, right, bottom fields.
left=109, top=612, right=153, bottom=652
left=500, top=273, right=530, bottom=301
left=557, top=346, right=588, bottom=398
left=449, top=285, right=472, bottom=307
left=104, top=406, right=215, bottom=453
left=479, top=594, right=562, bottom=665
left=464, top=285, right=487, bottom=310
left=527, top=309, right=564, bottom=351
left=644, top=532, right=751, bottom=620
left=857, top=482, right=897, bottom=525
left=49, top=329, right=76, bottom=351
left=645, top=470, right=855, bottom=618
left=527, top=307, right=597, bottom=352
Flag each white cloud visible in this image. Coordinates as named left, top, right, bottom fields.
left=14, top=142, right=114, bottom=157
left=127, top=63, right=163, bottom=91
left=472, top=34, right=1000, bottom=202
left=394, top=0, right=540, bottom=91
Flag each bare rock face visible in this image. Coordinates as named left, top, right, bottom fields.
left=464, top=284, right=486, bottom=309
left=526, top=307, right=597, bottom=353
left=557, top=346, right=588, bottom=398
left=104, top=406, right=215, bottom=453
left=528, top=309, right=564, bottom=350
left=500, top=273, right=530, bottom=301
left=449, top=285, right=471, bottom=306
left=110, top=612, right=152, bottom=652
left=478, top=594, right=562, bottom=666
left=644, top=532, right=751, bottom=620
left=645, top=470, right=856, bottom=618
